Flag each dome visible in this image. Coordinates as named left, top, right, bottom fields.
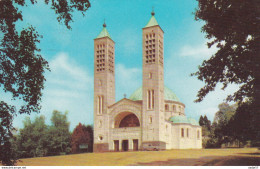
left=169, top=116, right=190, bottom=124
left=168, top=116, right=200, bottom=126
left=188, top=118, right=200, bottom=126
left=129, top=86, right=180, bottom=102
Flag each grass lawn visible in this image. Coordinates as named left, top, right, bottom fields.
left=15, top=148, right=260, bottom=166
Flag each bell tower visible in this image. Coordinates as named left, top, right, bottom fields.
left=93, top=22, right=115, bottom=152
left=141, top=10, right=166, bottom=149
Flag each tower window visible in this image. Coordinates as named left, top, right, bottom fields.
left=147, top=89, right=154, bottom=110
left=149, top=116, right=152, bottom=124
left=187, top=128, right=189, bottom=138
left=97, top=95, right=104, bottom=115
left=149, top=72, right=152, bottom=79
left=99, top=120, right=102, bottom=128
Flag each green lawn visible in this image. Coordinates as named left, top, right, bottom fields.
left=15, top=148, right=260, bottom=166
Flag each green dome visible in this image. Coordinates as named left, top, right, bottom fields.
left=168, top=116, right=200, bottom=126
left=188, top=118, right=200, bottom=126
left=169, top=116, right=190, bottom=124
left=129, top=86, right=180, bottom=102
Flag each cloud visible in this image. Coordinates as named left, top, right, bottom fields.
left=180, top=41, right=218, bottom=59
left=48, top=52, right=92, bottom=90
left=42, top=53, right=93, bottom=129
left=13, top=52, right=94, bottom=131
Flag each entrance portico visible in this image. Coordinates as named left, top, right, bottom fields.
left=113, top=139, right=139, bottom=151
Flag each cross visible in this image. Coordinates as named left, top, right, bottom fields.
left=124, top=94, right=126, bottom=98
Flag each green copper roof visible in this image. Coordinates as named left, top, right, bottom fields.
left=144, top=15, right=159, bottom=28
left=188, top=118, right=200, bottom=126
left=129, top=86, right=180, bottom=102
left=96, top=26, right=111, bottom=39
left=169, top=116, right=190, bottom=124
left=168, top=116, right=200, bottom=126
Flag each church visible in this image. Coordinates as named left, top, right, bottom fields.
left=93, top=11, right=202, bottom=152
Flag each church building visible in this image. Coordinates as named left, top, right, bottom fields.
left=93, top=11, right=202, bottom=152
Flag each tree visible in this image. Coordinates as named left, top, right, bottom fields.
left=0, top=0, right=91, bottom=165
left=193, top=0, right=260, bottom=143
left=199, top=115, right=204, bottom=126
left=199, top=115, right=211, bottom=148
left=199, top=115, right=211, bottom=135
left=71, top=123, right=93, bottom=153
left=227, top=102, right=258, bottom=145
left=204, top=103, right=237, bottom=148
left=47, top=110, right=71, bottom=156
left=15, top=116, right=49, bottom=158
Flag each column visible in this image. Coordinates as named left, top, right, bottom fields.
left=119, top=140, right=122, bottom=151
left=129, top=139, right=133, bottom=151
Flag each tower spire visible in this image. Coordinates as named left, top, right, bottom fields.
left=103, top=19, right=106, bottom=27
left=151, top=7, right=155, bottom=16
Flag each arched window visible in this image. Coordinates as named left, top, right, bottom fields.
left=119, top=114, right=140, bottom=128
left=187, top=128, right=189, bottom=138
left=181, top=128, right=184, bottom=137
left=165, top=104, right=169, bottom=111
left=172, top=105, right=176, bottom=113
left=197, top=130, right=200, bottom=139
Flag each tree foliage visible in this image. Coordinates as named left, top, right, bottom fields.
left=0, top=0, right=90, bottom=165
left=199, top=115, right=211, bottom=131
left=193, top=0, right=260, bottom=103
left=203, top=103, right=237, bottom=148
left=15, top=116, right=49, bottom=158
left=47, top=110, right=71, bottom=156
left=193, top=0, right=260, bottom=144
left=14, top=111, right=71, bottom=159
left=71, top=123, right=93, bottom=153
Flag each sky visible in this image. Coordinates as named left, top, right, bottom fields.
left=4, top=0, right=239, bottom=131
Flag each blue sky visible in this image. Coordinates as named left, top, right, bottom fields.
left=6, top=0, right=238, bottom=131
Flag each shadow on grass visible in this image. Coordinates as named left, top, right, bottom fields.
left=238, top=153, right=260, bottom=156
left=132, top=156, right=260, bottom=166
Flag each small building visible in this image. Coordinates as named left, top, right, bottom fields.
left=93, top=11, right=202, bottom=152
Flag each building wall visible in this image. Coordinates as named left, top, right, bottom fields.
left=171, top=123, right=202, bottom=149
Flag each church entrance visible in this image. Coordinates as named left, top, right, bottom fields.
left=133, top=139, right=138, bottom=151
left=122, top=140, right=129, bottom=151
left=114, top=140, right=119, bottom=151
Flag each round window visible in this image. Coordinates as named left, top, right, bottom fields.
left=98, top=136, right=103, bottom=141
